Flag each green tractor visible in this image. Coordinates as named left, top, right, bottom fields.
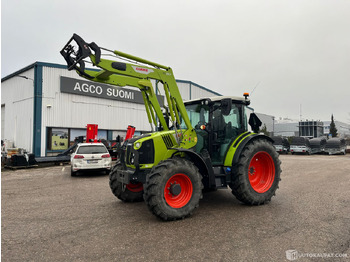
left=61, top=34, right=281, bottom=221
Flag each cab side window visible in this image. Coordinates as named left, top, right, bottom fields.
left=222, top=104, right=242, bottom=139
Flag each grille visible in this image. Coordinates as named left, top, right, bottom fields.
left=125, top=139, right=155, bottom=165
left=138, top=139, right=154, bottom=164
left=161, top=134, right=175, bottom=149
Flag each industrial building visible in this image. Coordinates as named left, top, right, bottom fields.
left=274, top=119, right=350, bottom=138
left=323, top=120, right=350, bottom=138
left=1, top=62, right=220, bottom=157
left=274, top=120, right=299, bottom=137
left=255, top=113, right=275, bottom=135
left=298, top=121, right=324, bottom=138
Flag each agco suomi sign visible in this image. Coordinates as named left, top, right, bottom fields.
left=60, top=76, right=163, bottom=105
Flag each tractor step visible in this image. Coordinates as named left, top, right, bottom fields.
left=213, top=166, right=229, bottom=188
left=215, top=177, right=227, bottom=188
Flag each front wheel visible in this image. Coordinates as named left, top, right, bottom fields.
left=109, top=162, right=144, bottom=202
left=143, top=158, right=203, bottom=221
left=229, top=139, right=281, bottom=205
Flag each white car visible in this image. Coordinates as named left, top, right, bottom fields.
left=70, top=143, right=112, bottom=176
left=290, top=145, right=311, bottom=155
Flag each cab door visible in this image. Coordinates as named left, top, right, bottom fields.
left=182, top=103, right=210, bottom=155
left=210, top=103, right=245, bottom=165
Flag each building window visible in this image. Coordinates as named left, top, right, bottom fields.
left=47, top=128, right=69, bottom=151
left=70, top=128, right=86, bottom=146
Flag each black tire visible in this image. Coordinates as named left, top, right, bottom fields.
left=71, top=168, right=77, bottom=177
left=109, top=162, right=144, bottom=202
left=229, top=139, right=281, bottom=205
left=143, top=158, right=203, bottom=221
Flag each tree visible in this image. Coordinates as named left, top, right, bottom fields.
left=329, top=114, right=338, bottom=138
left=259, top=124, right=270, bottom=136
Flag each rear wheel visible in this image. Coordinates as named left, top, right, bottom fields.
left=71, top=168, right=77, bottom=177
left=143, top=158, right=203, bottom=221
left=109, top=162, right=144, bottom=202
left=229, top=139, right=281, bottom=205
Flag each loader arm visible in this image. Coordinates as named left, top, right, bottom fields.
left=60, top=34, right=193, bottom=139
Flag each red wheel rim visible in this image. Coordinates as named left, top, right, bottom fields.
left=164, top=173, right=193, bottom=208
left=126, top=183, right=143, bottom=193
left=248, top=151, right=275, bottom=193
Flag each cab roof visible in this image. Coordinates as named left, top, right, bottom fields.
left=184, top=96, right=250, bottom=105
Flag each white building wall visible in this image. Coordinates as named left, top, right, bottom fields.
left=2, top=63, right=222, bottom=156
left=323, top=120, right=350, bottom=138
left=176, top=82, right=191, bottom=101
left=1, top=69, right=35, bottom=152
left=255, top=113, right=274, bottom=133
left=191, top=83, right=218, bottom=99
left=42, top=67, right=150, bottom=130
left=274, top=122, right=299, bottom=137
left=40, top=67, right=150, bottom=156
left=174, top=81, right=221, bottom=102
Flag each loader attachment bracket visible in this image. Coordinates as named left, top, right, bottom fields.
left=60, top=33, right=101, bottom=79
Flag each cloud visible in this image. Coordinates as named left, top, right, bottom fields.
left=2, top=0, right=350, bottom=122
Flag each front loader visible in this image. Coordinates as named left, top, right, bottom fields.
left=61, top=34, right=281, bottom=221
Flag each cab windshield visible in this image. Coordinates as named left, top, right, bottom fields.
left=181, top=104, right=209, bottom=129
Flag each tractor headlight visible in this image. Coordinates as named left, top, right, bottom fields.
left=134, top=142, right=141, bottom=149
left=130, top=153, right=135, bottom=164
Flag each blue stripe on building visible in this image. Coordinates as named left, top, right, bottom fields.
left=33, top=64, right=43, bottom=156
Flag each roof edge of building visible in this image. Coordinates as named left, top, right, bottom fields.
left=176, top=79, right=221, bottom=96
left=3, top=63, right=221, bottom=97
left=2, top=61, right=69, bottom=82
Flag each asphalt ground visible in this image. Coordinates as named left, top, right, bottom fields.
left=1, top=154, right=350, bottom=262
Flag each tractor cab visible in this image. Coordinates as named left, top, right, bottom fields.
left=183, top=96, right=250, bottom=165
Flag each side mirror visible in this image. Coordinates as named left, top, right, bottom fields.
left=249, top=113, right=262, bottom=133
left=221, top=99, right=232, bottom=116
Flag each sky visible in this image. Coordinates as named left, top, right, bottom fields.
left=1, top=0, right=350, bottom=123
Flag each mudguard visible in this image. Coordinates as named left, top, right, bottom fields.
left=172, top=148, right=216, bottom=188
left=224, top=133, right=274, bottom=167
